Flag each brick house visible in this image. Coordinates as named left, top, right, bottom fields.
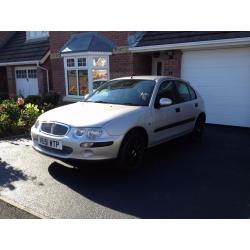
left=0, top=31, right=250, bottom=127
left=0, top=31, right=50, bottom=98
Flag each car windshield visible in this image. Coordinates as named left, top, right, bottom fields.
left=85, top=79, right=156, bottom=106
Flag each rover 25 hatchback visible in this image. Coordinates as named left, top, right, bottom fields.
left=31, top=76, right=206, bottom=170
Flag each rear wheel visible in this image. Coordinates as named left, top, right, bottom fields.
left=191, top=114, right=206, bottom=142
left=118, top=130, right=147, bottom=171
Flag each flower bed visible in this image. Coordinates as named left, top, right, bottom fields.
left=0, top=92, right=61, bottom=138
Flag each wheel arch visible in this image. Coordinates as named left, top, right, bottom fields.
left=122, top=126, right=149, bottom=147
left=199, top=112, right=206, bottom=122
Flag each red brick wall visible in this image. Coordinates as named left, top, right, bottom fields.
left=161, top=50, right=182, bottom=77
left=110, top=53, right=134, bottom=79
left=6, top=66, right=16, bottom=97
left=132, top=53, right=152, bottom=75
left=50, top=58, right=65, bottom=94
left=38, top=56, right=52, bottom=94
left=0, top=67, right=8, bottom=94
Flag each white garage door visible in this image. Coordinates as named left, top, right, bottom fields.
left=181, top=47, right=250, bottom=127
left=15, top=67, right=39, bottom=98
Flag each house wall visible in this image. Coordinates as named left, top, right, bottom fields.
left=162, top=50, right=182, bottom=77
left=37, top=56, right=52, bottom=95
left=6, top=66, right=16, bottom=97
left=49, top=31, right=152, bottom=96
left=0, top=67, right=8, bottom=98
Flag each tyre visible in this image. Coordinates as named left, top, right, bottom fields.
left=118, top=129, right=147, bottom=170
left=191, top=114, right=206, bottom=142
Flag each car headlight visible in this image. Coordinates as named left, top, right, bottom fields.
left=74, top=127, right=103, bottom=139
left=34, top=119, right=40, bottom=128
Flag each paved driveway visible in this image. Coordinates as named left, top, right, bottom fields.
left=0, top=125, right=249, bottom=218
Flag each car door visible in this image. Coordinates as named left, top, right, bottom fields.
left=174, top=80, right=196, bottom=133
left=151, top=80, right=182, bottom=144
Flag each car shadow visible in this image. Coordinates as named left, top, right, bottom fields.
left=48, top=126, right=250, bottom=218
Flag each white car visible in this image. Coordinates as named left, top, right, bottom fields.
left=31, top=76, right=206, bottom=170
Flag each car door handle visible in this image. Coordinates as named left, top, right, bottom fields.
left=175, top=107, right=181, bottom=113
left=195, top=103, right=198, bottom=107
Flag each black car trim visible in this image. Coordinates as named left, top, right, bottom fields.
left=154, top=117, right=196, bottom=132
left=92, top=141, right=114, bottom=147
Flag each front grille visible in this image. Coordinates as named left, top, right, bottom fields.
left=40, top=122, right=69, bottom=136
left=39, top=144, right=73, bottom=156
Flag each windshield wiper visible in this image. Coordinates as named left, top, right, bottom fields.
left=87, top=100, right=109, bottom=104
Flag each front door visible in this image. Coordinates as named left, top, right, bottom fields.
left=15, top=67, right=38, bottom=97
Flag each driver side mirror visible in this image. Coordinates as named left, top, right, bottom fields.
left=159, top=98, right=172, bottom=107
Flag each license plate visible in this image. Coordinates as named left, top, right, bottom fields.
left=38, top=136, right=62, bottom=150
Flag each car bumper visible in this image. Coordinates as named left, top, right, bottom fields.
left=31, top=127, right=123, bottom=160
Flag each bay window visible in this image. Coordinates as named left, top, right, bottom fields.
left=63, top=53, right=110, bottom=98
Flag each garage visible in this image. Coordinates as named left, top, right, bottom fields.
left=181, top=47, right=250, bottom=127
left=15, top=67, right=39, bottom=97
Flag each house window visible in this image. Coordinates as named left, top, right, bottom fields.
left=67, top=70, right=77, bottom=95
left=78, top=70, right=88, bottom=95
left=28, top=69, right=37, bottom=78
left=93, top=57, right=107, bottom=67
left=26, top=31, right=49, bottom=40
left=67, top=58, right=75, bottom=67
left=78, top=58, right=86, bottom=67
left=16, top=70, right=27, bottom=79
left=64, top=55, right=110, bottom=97
left=92, top=69, right=108, bottom=81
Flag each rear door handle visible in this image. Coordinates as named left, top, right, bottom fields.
left=175, top=107, right=181, bottom=113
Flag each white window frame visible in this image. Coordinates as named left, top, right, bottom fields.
left=62, top=52, right=111, bottom=98
left=26, top=31, right=49, bottom=40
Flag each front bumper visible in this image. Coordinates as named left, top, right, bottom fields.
left=31, top=126, right=123, bottom=160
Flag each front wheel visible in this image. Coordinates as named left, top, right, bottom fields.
left=191, top=115, right=206, bottom=142
left=117, top=130, right=147, bottom=171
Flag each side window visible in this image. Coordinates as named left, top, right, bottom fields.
left=155, top=81, right=177, bottom=106
left=175, top=81, right=191, bottom=103
left=188, top=85, right=197, bottom=100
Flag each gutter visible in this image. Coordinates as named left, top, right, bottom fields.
left=129, top=37, right=250, bottom=53
left=0, top=60, right=39, bottom=66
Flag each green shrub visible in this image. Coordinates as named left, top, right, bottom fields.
left=19, top=103, right=43, bottom=129
left=41, top=102, right=55, bottom=112
left=1, top=99, right=21, bottom=123
left=0, top=113, right=11, bottom=134
left=0, top=93, right=60, bottom=137
left=25, top=95, right=42, bottom=106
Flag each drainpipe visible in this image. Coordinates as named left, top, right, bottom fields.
left=37, top=62, right=50, bottom=93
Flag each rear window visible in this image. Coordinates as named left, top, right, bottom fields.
left=175, top=81, right=191, bottom=103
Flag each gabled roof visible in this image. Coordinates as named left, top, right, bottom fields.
left=61, top=32, right=117, bottom=54
left=132, top=31, right=250, bottom=47
left=0, top=32, right=49, bottom=64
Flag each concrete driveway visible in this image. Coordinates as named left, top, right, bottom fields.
left=0, top=125, right=249, bottom=218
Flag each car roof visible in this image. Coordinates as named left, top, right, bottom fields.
left=111, top=75, right=181, bottom=82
